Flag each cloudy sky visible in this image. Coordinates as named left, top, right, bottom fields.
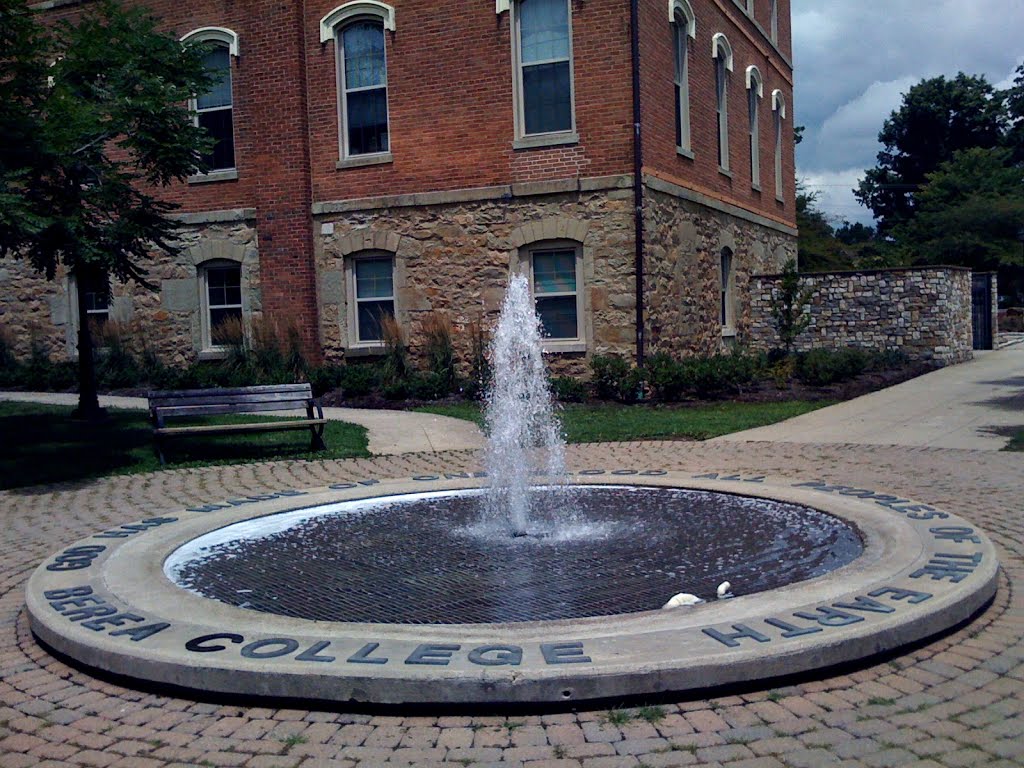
left=792, top=0, right=1023, bottom=226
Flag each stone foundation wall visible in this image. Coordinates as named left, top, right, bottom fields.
left=0, top=212, right=260, bottom=368
left=314, top=183, right=637, bottom=377
left=643, top=179, right=795, bottom=357
left=748, top=267, right=974, bottom=364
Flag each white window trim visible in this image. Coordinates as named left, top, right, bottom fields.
left=333, top=14, right=392, bottom=164
left=180, top=27, right=240, bottom=57
left=668, top=0, right=696, bottom=36
left=182, top=28, right=239, bottom=180
left=746, top=66, right=763, bottom=190
left=67, top=272, right=111, bottom=341
left=320, top=1, right=395, bottom=42
left=199, top=260, right=243, bottom=354
left=346, top=251, right=396, bottom=350
left=720, top=248, right=736, bottom=335
left=770, top=0, right=779, bottom=43
left=673, top=4, right=696, bottom=155
left=773, top=89, right=786, bottom=201
left=511, top=0, right=578, bottom=147
left=713, top=34, right=733, bottom=173
left=524, top=240, right=586, bottom=352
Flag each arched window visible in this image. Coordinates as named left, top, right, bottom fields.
left=772, top=89, right=786, bottom=201
left=199, top=260, right=243, bottom=350
left=770, top=0, right=779, bottom=43
left=528, top=242, right=582, bottom=341
left=746, top=66, right=763, bottom=189
left=720, top=247, right=734, bottom=330
left=348, top=252, right=395, bottom=344
left=181, top=28, right=240, bottom=174
left=322, top=2, right=395, bottom=162
left=712, top=33, right=733, bottom=172
left=513, top=0, right=575, bottom=140
left=671, top=1, right=696, bottom=154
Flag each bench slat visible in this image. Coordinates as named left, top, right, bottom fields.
left=148, top=383, right=312, bottom=401
left=155, top=400, right=314, bottom=418
left=150, top=392, right=313, bottom=410
left=155, top=419, right=327, bottom=437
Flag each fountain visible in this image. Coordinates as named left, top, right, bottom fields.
left=482, top=273, right=568, bottom=537
left=24, top=275, right=999, bottom=704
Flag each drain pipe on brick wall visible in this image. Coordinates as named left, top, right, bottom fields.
left=629, top=0, right=646, bottom=368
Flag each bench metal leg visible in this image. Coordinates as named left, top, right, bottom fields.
left=310, top=426, right=327, bottom=452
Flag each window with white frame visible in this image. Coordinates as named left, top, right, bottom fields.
left=182, top=28, right=239, bottom=173
left=338, top=19, right=390, bottom=157
left=672, top=1, right=696, bottom=154
left=201, top=261, right=242, bottom=349
left=350, top=253, right=395, bottom=343
left=77, top=268, right=110, bottom=333
left=720, top=247, right=734, bottom=329
left=773, top=89, right=786, bottom=200
left=712, top=34, right=733, bottom=172
left=529, top=243, right=581, bottom=341
left=747, top=66, right=762, bottom=189
left=514, top=0, right=574, bottom=138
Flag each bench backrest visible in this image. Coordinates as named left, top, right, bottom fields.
left=148, top=383, right=315, bottom=419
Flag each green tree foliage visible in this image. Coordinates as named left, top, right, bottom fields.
left=769, top=259, right=813, bottom=354
left=1005, top=64, right=1024, bottom=164
left=855, top=73, right=1007, bottom=237
left=796, top=185, right=846, bottom=271
left=0, top=0, right=214, bottom=416
left=895, top=147, right=1024, bottom=274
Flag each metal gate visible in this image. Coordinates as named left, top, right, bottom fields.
left=972, top=273, right=993, bottom=350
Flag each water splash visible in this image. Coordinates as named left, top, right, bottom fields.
left=483, top=274, right=571, bottom=536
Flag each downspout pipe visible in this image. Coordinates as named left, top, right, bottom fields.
left=629, top=0, right=645, bottom=367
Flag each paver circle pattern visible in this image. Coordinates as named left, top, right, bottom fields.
left=2, top=441, right=1022, bottom=767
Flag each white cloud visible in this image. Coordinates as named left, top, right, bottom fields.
left=799, top=168, right=874, bottom=227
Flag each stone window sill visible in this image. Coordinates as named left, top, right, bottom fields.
left=189, top=169, right=239, bottom=185
left=541, top=340, right=587, bottom=354
left=718, top=167, right=733, bottom=179
left=345, top=344, right=386, bottom=358
left=677, top=147, right=695, bottom=160
left=198, top=348, right=230, bottom=361
left=721, top=326, right=737, bottom=338
left=513, top=132, right=579, bottom=151
left=336, top=152, right=393, bottom=170
left=752, top=183, right=762, bottom=193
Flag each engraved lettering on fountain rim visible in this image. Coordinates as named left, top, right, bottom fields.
left=701, top=586, right=934, bottom=648
left=182, top=635, right=593, bottom=666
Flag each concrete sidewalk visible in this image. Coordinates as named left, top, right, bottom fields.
left=716, top=345, right=1024, bottom=450
left=0, top=390, right=484, bottom=455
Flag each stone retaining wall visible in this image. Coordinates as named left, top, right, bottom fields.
left=748, top=267, right=974, bottom=364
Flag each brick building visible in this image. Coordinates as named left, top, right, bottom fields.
left=6, top=0, right=796, bottom=373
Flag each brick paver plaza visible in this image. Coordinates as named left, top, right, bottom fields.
left=2, top=439, right=1022, bottom=767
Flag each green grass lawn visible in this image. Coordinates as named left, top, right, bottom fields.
left=0, top=403, right=369, bottom=490
left=416, top=400, right=833, bottom=443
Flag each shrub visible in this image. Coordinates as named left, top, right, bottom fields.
left=590, top=355, right=643, bottom=403
left=94, top=321, right=145, bottom=389
left=645, top=352, right=691, bottom=402
left=679, top=350, right=765, bottom=399
left=422, top=311, right=455, bottom=394
left=867, top=349, right=910, bottom=371
left=407, top=371, right=449, bottom=401
left=0, top=326, right=18, bottom=386
left=769, top=259, right=814, bottom=353
left=796, top=347, right=868, bottom=386
left=550, top=375, right=587, bottom=403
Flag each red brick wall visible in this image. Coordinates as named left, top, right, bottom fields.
left=304, top=0, right=634, bottom=202
left=639, top=0, right=795, bottom=228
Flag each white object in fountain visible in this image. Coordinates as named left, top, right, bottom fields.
left=662, top=592, right=704, bottom=609
left=483, top=274, right=569, bottom=536
left=717, top=581, right=733, bottom=599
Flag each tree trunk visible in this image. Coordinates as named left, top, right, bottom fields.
left=73, top=277, right=104, bottom=420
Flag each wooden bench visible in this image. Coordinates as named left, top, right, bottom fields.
left=148, top=383, right=327, bottom=464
